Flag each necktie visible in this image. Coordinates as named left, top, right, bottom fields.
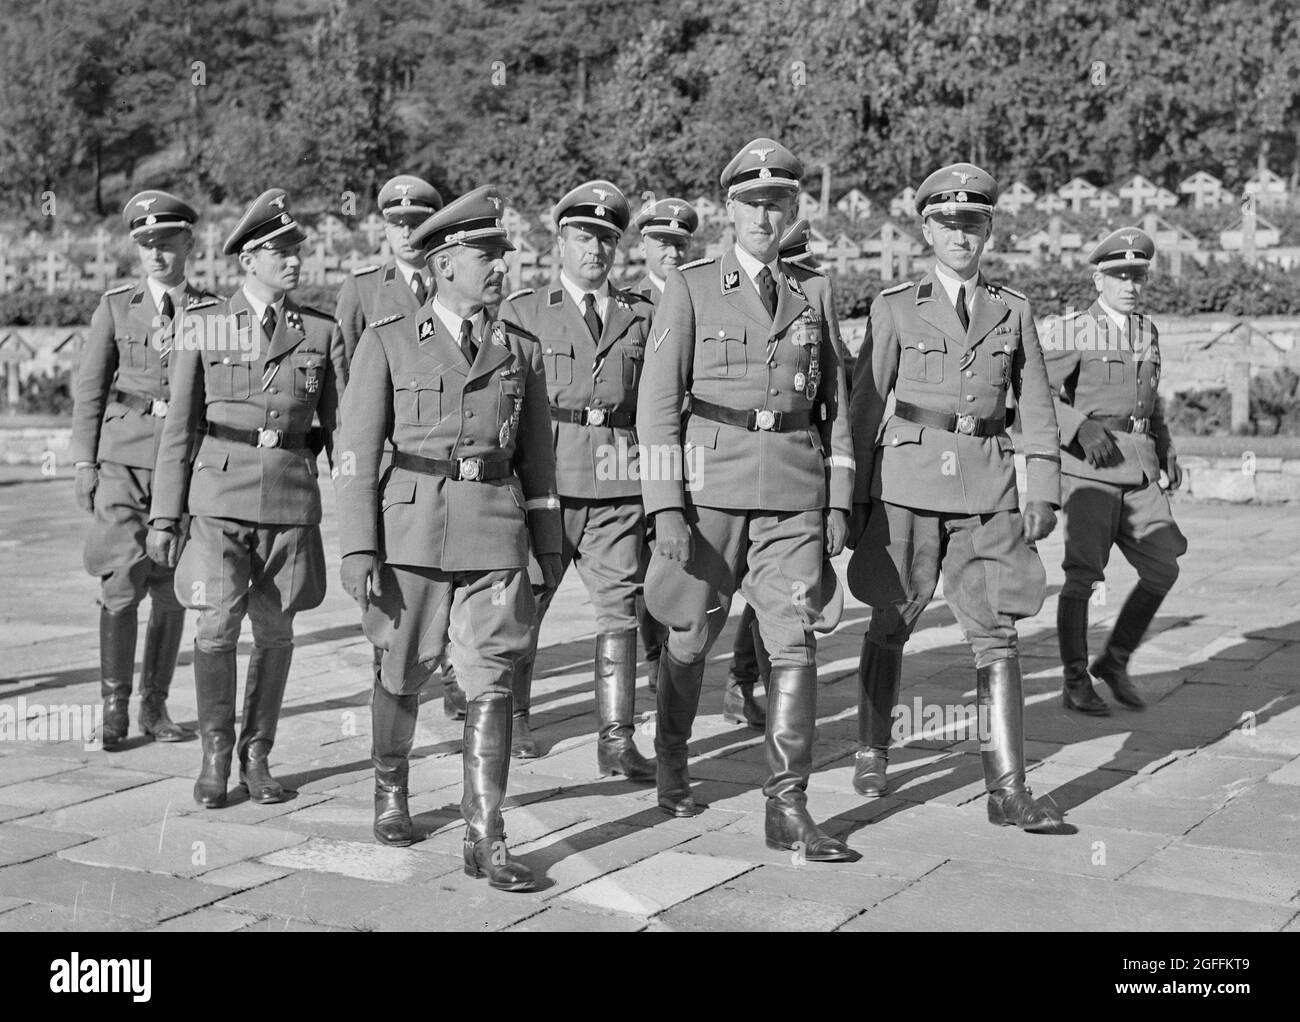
left=262, top=305, right=277, bottom=340
left=757, top=267, right=778, bottom=319
left=159, top=292, right=174, bottom=320
left=955, top=285, right=970, bottom=332
left=412, top=274, right=427, bottom=305
left=582, top=293, right=602, bottom=341
left=458, top=319, right=478, bottom=365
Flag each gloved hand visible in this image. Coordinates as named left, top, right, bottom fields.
left=538, top=553, right=563, bottom=590
left=1076, top=419, right=1120, bottom=468
left=825, top=509, right=849, bottom=557
left=146, top=525, right=180, bottom=568
left=654, top=509, right=692, bottom=564
left=74, top=464, right=98, bottom=514
left=1022, top=501, right=1058, bottom=543
left=847, top=502, right=869, bottom=550
left=341, top=552, right=381, bottom=611
left=1162, top=453, right=1183, bottom=491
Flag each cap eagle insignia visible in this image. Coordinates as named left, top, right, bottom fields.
left=749, top=147, right=775, bottom=162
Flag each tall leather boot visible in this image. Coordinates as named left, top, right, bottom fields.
left=193, top=646, right=237, bottom=808
left=1058, top=595, right=1108, bottom=715
left=442, top=665, right=468, bottom=720
left=764, top=665, right=852, bottom=861
left=852, top=637, right=903, bottom=797
left=979, top=658, right=1066, bottom=833
left=595, top=629, right=655, bottom=780
left=1091, top=584, right=1164, bottom=710
left=510, top=654, right=539, bottom=759
left=638, top=596, right=666, bottom=694
left=97, top=607, right=137, bottom=750
left=372, top=674, right=419, bottom=846
left=461, top=692, right=536, bottom=892
left=655, top=647, right=707, bottom=817
left=724, top=616, right=768, bottom=728
left=138, top=608, right=191, bottom=740
left=237, top=645, right=293, bottom=804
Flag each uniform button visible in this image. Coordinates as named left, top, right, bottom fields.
left=545, top=348, right=553, bottom=355
left=964, top=370, right=973, bottom=378
left=917, top=342, right=926, bottom=351
left=892, top=437, right=900, bottom=445
left=269, top=386, right=278, bottom=394
left=222, top=357, right=231, bottom=365
left=465, top=411, right=474, bottom=419
left=965, top=395, right=975, bottom=402
left=771, top=389, right=779, bottom=396
left=269, top=410, right=279, bottom=418
left=596, top=377, right=603, bottom=383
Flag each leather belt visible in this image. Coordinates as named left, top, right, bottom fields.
left=551, top=406, right=634, bottom=428
left=206, top=421, right=311, bottom=451
left=114, top=389, right=169, bottom=417
left=392, top=451, right=513, bottom=482
left=894, top=400, right=1003, bottom=438
left=1091, top=414, right=1149, bottom=435
left=691, top=397, right=825, bottom=432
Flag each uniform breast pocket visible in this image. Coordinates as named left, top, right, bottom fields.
left=394, top=372, right=443, bottom=425
left=543, top=342, right=574, bottom=386
left=621, top=347, right=644, bottom=390
left=899, top=335, right=946, bottom=384
left=119, top=335, right=149, bottom=370
left=291, top=351, right=325, bottom=400
left=988, top=345, right=1013, bottom=387
left=207, top=358, right=252, bottom=400
left=1087, top=354, right=1126, bottom=384
left=701, top=321, right=747, bottom=378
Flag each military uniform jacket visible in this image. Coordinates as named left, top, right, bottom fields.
left=625, top=273, right=663, bottom=308
left=71, top=279, right=217, bottom=469
left=149, top=291, right=343, bottom=527
left=850, top=268, right=1061, bottom=514
left=333, top=262, right=424, bottom=375
left=497, top=284, right=653, bottom=500
left=1041, top=300, right=1172, bottom=486
left=638, top=249, right=853, bottom=515
left=335, top=307, right=562, bottom=571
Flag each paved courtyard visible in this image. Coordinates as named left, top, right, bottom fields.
left=0, top=472, right=1297, bottom=931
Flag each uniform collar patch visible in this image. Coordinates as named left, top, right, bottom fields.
left=722, top=269, right=740, bottom=293
left=787, top=274, right=805, bottom=298
left=916, top=281, right=934, bottom=301
left=285, top=308, right=303, bottom=332
left=418, top=318, right=435, bottom=341
left=491, top=321, right=507, bottom=346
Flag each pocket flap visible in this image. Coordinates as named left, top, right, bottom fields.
left=684, top=422, right=720, bottom=449
left=542, top=341, right=574, bottom=358
left=702, top=321, right=745, bottom=343
left=995, top=433, right=1016, bottom=454
left=381, top=479, right=417, bottom=508
left=394, top=372, right=442, bottom=392
left=882, top=421, right=924, bottom=447
left=194, top=449, right=229, bottom=472
left=902, top=334, right=947, bottom=354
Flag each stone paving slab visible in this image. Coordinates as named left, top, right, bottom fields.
left=504, top=903, right=646, bottom=932
left=0, top=902, right=144, bottom=931
left=561, top=849, right=754, bottom=916
left=0, top=857, right=224, bottom=921
left=1121, top=842, right=1300, bottom=906
left=839, top=859, right=1295, bottom=932
left=651, top=886, right=862, bottom=931
left=261, top=836, right=460, bottom=885
left=60, top=817, right=309, bottom=878
left=0, top=824, right=93, bottom=866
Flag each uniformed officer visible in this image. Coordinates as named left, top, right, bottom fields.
left=71, top=191, right=214, bottom=749
left=1041, top=227, right=1186, bottom=714
left=720, top=218, right=827, bottom=730
left=335, top=186, right=562, bottom=892
left=846, top=163, right=1066, bottom=832
left=626, top=196, right=700, bottom=695
left=333, top=175, right=443, bottom=374
left=497, top=181, right=657, bottom=778
left=147, top=188, right=343, bottom=809
left=627, top=196, right=699, bottom=303
left=330, top=176, right=469, bottom=718
left=638, top=138, right=855, bottom=861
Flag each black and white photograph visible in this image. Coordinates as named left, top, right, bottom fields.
left=0, top=0, right=1296, bottom=960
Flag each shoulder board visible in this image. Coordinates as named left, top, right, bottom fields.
left=613, top=286, right=651, bottom=304
left=994, top=284, right=1026, bottom=301
left=352, top=265, right=379, bottom=276
left=1058, top=309, right=1085, bottom=320
left=504, top=288, right=535, bottom=302
left=371, top=313, right=404, bottom=328
left=679, top=257, right=714, bottom=270
left=296, top=304, right=334, bottom=320
left=794, top=263, right=826, bottom=277
left=104, top=283, right=133, bottom=297
left=878, top=280, right=915, bottom=297
left=187, top=298, right=220, bottom=311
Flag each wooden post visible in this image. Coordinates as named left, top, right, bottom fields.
left=1047, top=215, right=1062, bottom=259
left=1229, top=357, right=1251, bottom=433
left=1241, top=199, right=1257, bottom=267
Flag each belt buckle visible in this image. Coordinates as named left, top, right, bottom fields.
left=1131, top=417, right=1149, bottom=434
left=150, top=399, right=169, bottom=417
left=955, top=414, right=976, bottom=435
left=755, top=409, right=777, bottom=431
left=459, top=457, right=483, bottom=481
left=257, top=428, right=282, bottom=448
left=586, top=407, right=606, bottom=427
